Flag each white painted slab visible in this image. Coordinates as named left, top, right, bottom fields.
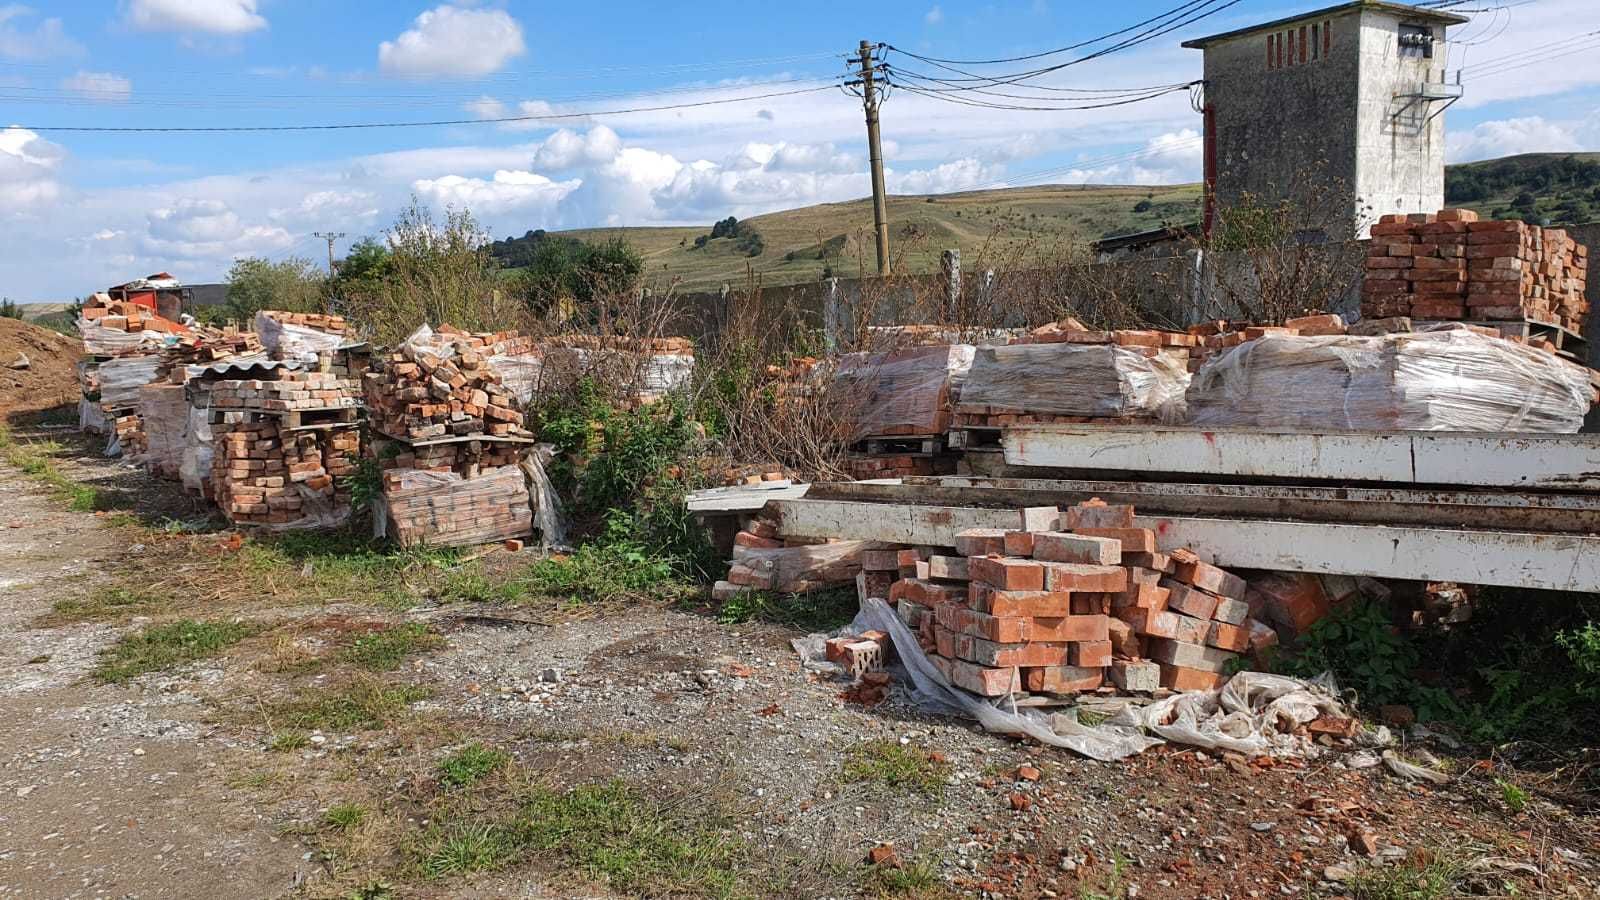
left=1137, top=515, right=1600, bottom=592
left=1004, top=425, right=1600, bottom=489
left=686, top=482, right=809, bottom=512
left=769, top=499, right=1024, bottom=547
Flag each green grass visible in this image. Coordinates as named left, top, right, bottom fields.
left=0, top=426, right=106, bottom=512
left=414, top=780, right=746, bottom=896
left=269, top=678, right=433, bottom=731
left=49, top=585, right=173, bottom=623
left=1078, top=852, right=1130, bottom=900
left=1347, top=852, right=1468, bottom=900
left=715, top=586, right=859, bottom=632
left=93, top=619, right=262, bottom=684
left=1496, top=777, right=1529, bottom=814
left=520, top=542, right=690, bottom=606
left=841, top=741, right=952, bottom=796
left=438, top=744, right=510, bottom=788
left=236, top=532, right=461, bottom=608
left=343, top=623, right=444, bottom=671
left=325, top=803, right=368, bottom=830
left=865, top=857, right=948, bottom=897
left=269, top=731, right=312, bottom=752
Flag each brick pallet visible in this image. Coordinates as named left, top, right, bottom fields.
left=1363, top=209, right=1589, bottom=335
left=362, top=333, right=533, bottom=442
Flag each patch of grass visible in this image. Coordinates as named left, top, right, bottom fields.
left=0, top=426, right=108, bottom=512
left=1496, top=777, right=1529, bottom=814
left=414, top=780, right=746, bottom=895
left=343, top=623, right=444, bottom=671
left=438, top=744, right=509, bottom=789
left=269, top=731, right=312, bottom=752
left=522, top=727, right=690, bottom=753
left=325, top=803, right=368, bottom=830
left=48, top=585, right=173, bottom=624
left=235, top=531, right=460, bottom=608
left=434, top=567, right=523, bottom=604
left=842, top=741, right=952, bottom=795
left=93, top=618, right=262, bottom=684
left=343, top=882, right=397, bottom=900
left=865, top=857, right=948, bottom=897
left=1079, top=852, right=1130, bottom=900
left=520, top=541, right=690, bottom=606
left=715, top=586, right=858, bottom=632
left=269, top=677, right=432, bottom=731
left=1347, top=851, right=1468, bottom=900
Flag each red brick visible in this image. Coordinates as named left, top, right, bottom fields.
left=1160, top=664, right=1225, bottom=692
left=1107, top=616, right=1142, bottom=657
left=931, top=655, right=1020, bottom=696
left=968, top=585, right=1070, bottom=617
left=1112, top=582, right=1169, bottom=611
left=1163, top=579, right=1219, bottom=619
left=1070, top=640, right=1113, bottom=667
left=1061, top=502, right=1135, bottom=529
left=1207, top=621, right=1250, bottom=652
left=968, top=556, right=1045, bottom=591
left=944, top=630, right=1069, bottom=667
left=1170, top=552, right=1247, bottom=599
left=1023, top=665, right=1103, bottom=693
left=935, top=602, right=1029, bottom=642
left=1033, top=531, right=1122, bottom=565
left=1002, top=530, right=1037, bottom=557
left=734, top=531, right=784, bottom=550
left=1074, top=527, right=1156, bottom=552
left=1122, top=551, right=1174, bottom=573
left=1117, top=607, right=1180, bottom=639
left=954, top=528, right=1007, bottom=557
left=1030, top=614, right=1109, bottom=643
left=1249, top=572, right=1330, bottom=634
left=1041, top=562, right=1127, bottom=593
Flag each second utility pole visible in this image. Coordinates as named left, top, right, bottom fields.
left=857, top=40, right=890, bottom=276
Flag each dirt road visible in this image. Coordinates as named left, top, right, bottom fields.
left=1, top=431, right=1596, bottom=899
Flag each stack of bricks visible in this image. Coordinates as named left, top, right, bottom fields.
left=79, top=298, right=191, bottom=339
left=842, top=453, right=957, bottom=480
left=362, top=337, right=532, bottom=441
left=380, top=463, right=531, bottom=549
left=155, top=328, right=263, bottom=380
left=209, top=420, right=355, bottom=527
left=373, top=437, right=523, bottom=479
left=1363, top=209, right=1589, bottom=333
left=258, top=310, right=348, bottom=336
left=881, top=502, right=1276, bottom=699
left=208, top=371, right=360, bottom=413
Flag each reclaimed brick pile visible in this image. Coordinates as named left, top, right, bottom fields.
left=725, top=501, right=1281, bottom=701
left=79, top=298, right=191, bottom=340
left=1363, top=209, right=1589, bottom=333
left=205, top=371, right=362, bottom=527
left=362, top=336, right=532, bottom=441
left=376, top=459, right=532, bottom=549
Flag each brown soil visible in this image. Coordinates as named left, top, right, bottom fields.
left=0, top=317, right=80, bottom=420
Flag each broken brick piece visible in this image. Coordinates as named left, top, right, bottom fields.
left=1033, top=532, right=1121, bottom=565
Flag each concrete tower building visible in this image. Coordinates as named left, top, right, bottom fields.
left=1184, top=2, right=1469, bottom=240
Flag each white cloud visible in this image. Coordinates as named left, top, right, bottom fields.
left=379, top=5, right=526, bottom=78
left=1456, top=0, right=1600, bottom=108
left=534, top=126, right=623, bottom=171
left=141, top=198, right=293, bottom=259
left=925, top=5, right=944, bottom=26
left=0, top=126, right=65, bottom=209
left=125, top=0, right=267, bottom=35
left=60, top=71, right=132, bottom=102
left=1446, top=116, right=1584, bottom=163
left=1061, top=128, right=1203, bottom=185
left=889, top=158, right=1001, bottom=194
left=0, top=5, right=83, bottom=60
left=464, top=96, right=506, bottom=119
left=412, top=170, right=581, bottom=217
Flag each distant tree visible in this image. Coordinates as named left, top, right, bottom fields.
left=1133, top=199, right=1153, bottom=213
left=709, top=216, right=740, bottom=239
left=219, top=257, right=325, bottom=324
left=517, top=235, right=644, bottom=314
left=337, top=237, right=392, bottom=283
left=0, top=297, right=21, bottom=319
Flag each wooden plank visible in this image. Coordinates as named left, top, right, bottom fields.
left=767, top=499, right=1024, bottom=547
left=1003, top=425, right=1600, bottom=489
left=768, top=496, right=1600, bottom=591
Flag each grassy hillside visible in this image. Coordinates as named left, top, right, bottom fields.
left=1444, top=152, right=1600, bottom=225
left=559, top=184, right=1203, bottom=291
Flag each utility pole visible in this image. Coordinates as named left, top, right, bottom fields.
left=854, top=40, right=890, bottom=276
left=312, top=231, right=346, bottom=275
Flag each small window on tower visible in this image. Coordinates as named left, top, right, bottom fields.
left=1312, top=24, right=1320, bottom=60
left=1323, top=19, right=1331, bottom=55
left=1267, top=33, right=1275, bottom=68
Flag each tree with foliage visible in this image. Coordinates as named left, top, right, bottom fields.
left=213, top=257, right=325, bottom=325
left=0, top=297, right=22, bottom=319
left=340, top=199, right=516, bottom=343
left=517, top=235, right=644, bottom=316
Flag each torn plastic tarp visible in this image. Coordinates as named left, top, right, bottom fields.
left=1187, top=326, right=1594, bottom=432
left=135, top=382, right=188, bottom=479
left=845, top=598, right=1351, bottom=761
left=77, top=317, right=174, bottom=356
left=960, top=342, right=1189, bottom=420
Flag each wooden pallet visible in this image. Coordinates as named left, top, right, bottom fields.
left=853, top=434, right=945, bottom=456
left=1415, top=316, right=1587, bottom=353
left=946, top=427, right=1002, bottom=451
left=208, top=405, right=360, bottom=430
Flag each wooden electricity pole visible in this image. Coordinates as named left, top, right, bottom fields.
left=855, top=40, right=890, bottom=276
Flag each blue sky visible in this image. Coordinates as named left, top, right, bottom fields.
left=2, top=0, right=1597, bottom=299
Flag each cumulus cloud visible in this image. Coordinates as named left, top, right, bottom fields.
left=1447, top=116, right=1584, bottom=163
left=925, top=5, right=944, bottom=25
left=0, top=126, right=65, bottom=209
left=60, top=71, right=132, bottom=102
left=534, top=126, right=623, bottom=171
left=1061, top=128, right=1203, bottom=185
left=141, top=198, right=294, bottom=260
left=412, top=170, right=581, bottom=217
left=0, top=5, right=83, bottom=60
left=379, top=5, right=526, bottom=78
left=889, top=158, right=1001, bottom=194
left=125, top=0, right=267, bottom=35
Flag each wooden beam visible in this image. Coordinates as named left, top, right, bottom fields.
left=1003, top=425, right=1600, bottom=489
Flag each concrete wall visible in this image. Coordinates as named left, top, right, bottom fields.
left=1356, top=8, right=1449, bottom=230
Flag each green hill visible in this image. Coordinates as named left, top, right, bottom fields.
left=504, top=152, right=1599, bottom=291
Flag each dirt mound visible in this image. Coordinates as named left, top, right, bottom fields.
left=0, top=317, right=81, bottom=420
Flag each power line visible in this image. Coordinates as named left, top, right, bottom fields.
left=887, top=0, right=1217, bottom=66
left=11, top=83, right=839, bottom=133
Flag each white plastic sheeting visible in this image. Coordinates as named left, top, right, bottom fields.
left=179, top=404, right=213, bottom=496
left=374, top=465, right=533, bottom=548
left=488, top=352, right=544, bottom=405
left=255, top=311, right=345, bottom=363
left=849, top=598, right=1352, bottom=761
left=78, top=397, right=107, bottom=434
left=135, top=382, right=188, bottom=478
left=1187, top=327, right=1594, bottom=432
left=960, top=343, right=1190, bottom=420
left=76, top=317, right=173, bottom=356
left=833, top=344, right=976, bottom=440
left=96, top=356, right=162, bottom=410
